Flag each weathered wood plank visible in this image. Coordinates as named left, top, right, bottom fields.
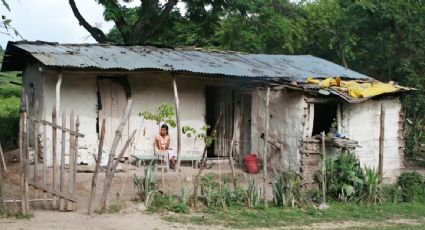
left=28, top=182, right=77, bottom=202
left=28, top=117, right=85, bottom=137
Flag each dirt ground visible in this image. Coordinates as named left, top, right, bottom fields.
left=1, top=152, right=425, bottom=230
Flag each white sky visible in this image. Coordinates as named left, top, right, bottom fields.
left=0, top=0, right=185, bottom=48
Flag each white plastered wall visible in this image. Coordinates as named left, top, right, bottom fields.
left=250, top=88, right=306, bottom=171
left=39, top=70, right=207, bottom=165
left=345, top=98, right=403, bottom=180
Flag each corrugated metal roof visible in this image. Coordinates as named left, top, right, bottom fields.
left=2, top=41, right=370, bottom=82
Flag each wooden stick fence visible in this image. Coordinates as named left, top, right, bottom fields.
left=9, top=101, right=85, bottom=213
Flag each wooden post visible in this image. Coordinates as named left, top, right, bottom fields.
left=321, top=131, right=327, bottom=204
left=228, top=113, right=241, bottom=191
left=89, top=119, right=105, bottom=215
left=172, top=75, right=182, bottom=170
left=33, top=118, right=39, bottom=198
left=72, top=116, right=79, bottom=208
left=42, top=108, right=48, bottom=205
left=0, top=154, right=5, bottom=211
left=67, top=111, right=75, bottom=211
left=379, top=104, right=385, bottom=181
left=101, top=98, right=132, bottom=208
left=0, top=143, right=6, bottom=172
left=19, top=93, right=30, bottom=213
left=262, top=87, right=270, bottom=207
left=18, top=97, right=25, bottom=213
left=56, top=73, right=62, bottom=119
left=52, top=105, right=58, bottom=208
left=59, top=111, right=66, bottom=211
left=101, top=130, right=136, bottom=210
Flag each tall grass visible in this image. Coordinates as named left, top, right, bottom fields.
left=0, top=72, right=21, bottom=150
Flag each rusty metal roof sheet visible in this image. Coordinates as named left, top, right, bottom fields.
left=2, top=41, right=370, bottom=82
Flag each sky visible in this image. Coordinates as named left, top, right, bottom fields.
left=0, top=0, right=142, bottom=48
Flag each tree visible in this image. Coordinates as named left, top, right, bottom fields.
left=0, top=0, right=21, bottom=39
left=69, top=0, right=231, bottom=45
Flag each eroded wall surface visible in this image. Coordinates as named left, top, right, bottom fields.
left=250, top=88, right=306, bottom=171
left=345, top=98, right=403, bottom=180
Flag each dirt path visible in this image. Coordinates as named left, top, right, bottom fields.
left=1, top=209, right=424, bottom=230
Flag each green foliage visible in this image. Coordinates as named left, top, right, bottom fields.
left=15, top=212, right=34, bottom=220
left=170, top=203, right=190, bottom=214
left=396, top=171, right=425, bottom=202
left=182, top=124, right=216, bottom=147
left=358, top=167, right=384, bottom=205
left=133, top=165, right=158, bottom=207
left=382, top=184, right=402, bottom=204
left=200, top=173, right=246, bottom=209
left=163, top=202, right=425, bottom=229
left=246, top=176, right=262, bottom=208
left=140, top=103, right=176, bottom=128
left=0, top=71, right=21, bottom=151
left=272, top=171, right=304, bottom=208
left=324, top=152, right=364, bottom=201
left=96, top=203, right=124, bottom=214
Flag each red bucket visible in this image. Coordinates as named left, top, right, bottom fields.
left=244, top=154, right=259, bottom=174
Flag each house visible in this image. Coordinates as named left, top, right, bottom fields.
left=1, top=41, right=411, bottom=185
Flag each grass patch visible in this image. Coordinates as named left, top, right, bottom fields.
left=15, top=212, right=34, bottom=220
left=161, top=202, right=425, bottom=229
left=96, top=203, right=125, bottom=214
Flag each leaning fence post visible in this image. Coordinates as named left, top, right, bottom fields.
left=101, top=98, right=132, bottom=209
left=89, top=119, right=105, bottom=215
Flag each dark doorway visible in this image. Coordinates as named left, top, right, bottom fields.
left=312, top=103, right=337, bottom=136
left=205, top=86, right=218, bottom=157
left=205, top=86, right=234, bottom=157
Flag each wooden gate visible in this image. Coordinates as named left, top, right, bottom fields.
left=0, top=96, right=84, bottom=213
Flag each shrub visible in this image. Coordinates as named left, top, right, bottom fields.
left=382, top=184, right=402, bottom=204
left=246, top=177, right=262, bottom=208
left=358, top=167, right=383, bottom=205
left=324, top=152, right=364, bottom=201
left=397, top=171, right=425, bottom=202
left=200, top=173, right=245, bottom=209
left=272, top=171, right=303, bottom=208
left=133, top=165, right=158, bottom=207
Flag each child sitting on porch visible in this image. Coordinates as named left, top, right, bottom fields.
left=154, top=124, right=176, bottom=169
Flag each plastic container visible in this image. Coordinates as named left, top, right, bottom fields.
left=244, top=154, right=259, bottom=174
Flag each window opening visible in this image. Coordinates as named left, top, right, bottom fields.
left=312, top=103, right=337, bottom=136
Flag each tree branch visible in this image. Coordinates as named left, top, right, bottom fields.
left=138, top=0, right=177, bottom=43
left=69, top=0, right=108, bottom=43
left=99, top=0, right=131, bottom=44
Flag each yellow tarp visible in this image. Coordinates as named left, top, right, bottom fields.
left=307, top=77, right=399, bottom=98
